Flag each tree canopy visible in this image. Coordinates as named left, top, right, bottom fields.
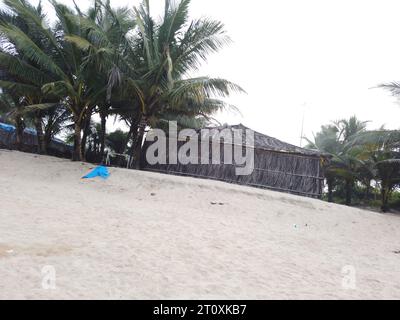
left=0, top=0, right=243, bottom=162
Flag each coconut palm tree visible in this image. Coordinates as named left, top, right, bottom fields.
left=1, top=0, right=244, bottom=164
left=376, top=158, right=400, bottom=212
left=306, top=116, right=368, bottom=205
left=348, top=129, right=400, bottom=212
left=305, top=124, right=339, bottom=202
left=0, top=91, right=25, bottom=149
left=0, top=0, right=60, bottom=153
left=0, top=0, right=107, bottom=160
left=67, top=0, right=244, bottom=167
left=129, top=0, right=244, bottom=167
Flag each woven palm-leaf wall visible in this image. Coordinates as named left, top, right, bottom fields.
left=141, top=125, right=325, bottom=198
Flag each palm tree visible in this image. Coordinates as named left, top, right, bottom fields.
left=68, top=0, right=244, bottom=167
left=1, top=0, right=244, bottom=164
left=0, top=0, right=107, bottom=160
left=305, top=125, right=340, bottom=202
left=306, top=116, right=368, bottom=205
left=348, top=129, right=400, bottom=212
left=331, top=145, right=363, bottom=206
left=42, top=105, right=72, bottom=152
left=0, top=91, right=25, bottom=149
left=337, top=116, right=369, bottom=141
left=0, top=0, right=59, bottom=152
left=129, top=0, right=244, bottom=167
left=376, top=159, right=400, bottom=212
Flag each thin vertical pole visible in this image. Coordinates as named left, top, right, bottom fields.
left=300, top=103, right=306, bottom=147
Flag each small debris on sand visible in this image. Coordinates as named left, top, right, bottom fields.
left=211, top=202, right=225, bottom=206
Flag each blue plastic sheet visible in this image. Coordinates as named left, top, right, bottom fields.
left=0, top=122, right=16, bottom=133
left=82, top=166, right=110, bottom=180
left=0, top=122, right=39, bottom=134
left=24, top=127, right=37, bottom=135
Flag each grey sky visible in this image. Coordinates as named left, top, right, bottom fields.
left=20, top=0, right=400, bottom=145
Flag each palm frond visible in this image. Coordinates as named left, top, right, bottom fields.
left=42, top=81, right=77, bottom=98
left=22, top=102, right=58, bottom=112
left=174, top=18, right=230, bottom=73
left=378, top=82, right=400, bottom=96
left=0, top=51, right=53, bottom=84
left=64, top=35, right=92, bottom=51
left=3, top=0, right=67, bottom=62
left=158, top=0, right=191, bottom=47
left=169, top=77, right=245, bottom=105
left=0, top=79, right=38, bottom=96
left=0, top=23, right=67, bottom=80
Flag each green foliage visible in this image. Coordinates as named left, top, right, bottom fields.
left=106, top=129, right=129, bottom=154
left=0, top=0, right=243, bottom=161
left=307, top=116, right=400, bottom=212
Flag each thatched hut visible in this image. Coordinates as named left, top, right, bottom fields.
left=141, top=124, right=327, bottom=198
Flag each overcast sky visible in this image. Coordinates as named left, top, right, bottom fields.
left=25, top=0, right=400, bottom=145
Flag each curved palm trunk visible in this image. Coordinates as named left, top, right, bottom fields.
left=80, top=115, right=92, bottom=162
left=44, top=128, right=52, bottom=154
left=125, top=117, right=140, bottom=154
left=15, top=115, right=25, bottom=151
left=131, top=117, right=147, bottom=170
left=345, top=179, right=353, bottom=206
left=100, top=112, right=107, bottom=163
left=34, top=114, right=46, bottom=154
left=72, top=120, right=83, bottom=162
left=124, top=117, right=141, bottom=168
left=133, top=126, right=146, bottom=170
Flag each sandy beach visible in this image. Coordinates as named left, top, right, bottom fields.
left=0, top=150, right=400, bottom=299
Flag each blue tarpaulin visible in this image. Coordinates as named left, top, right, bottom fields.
left=82, top=166, right=110, bottom=180
left=0, top=122, right=36, bottom=134
left=0, top=122, right=15, bottom=133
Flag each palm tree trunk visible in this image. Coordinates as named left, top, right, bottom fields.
left=381, top=181, right=390, bottom=213
left=15, top=115, right=25, bottom=151
left=100, top=112, right=107, bottom=163
left=345, top=179, right=353, bottom=206
left=125, top=117, right=140, bottom=154
left=72, top=120, right=82, bottom=162
left=80, top=115, right=91, bottom=162
left=34, top=114, right=46, bottom=154
left=133, top=118, right=147, bottom=170
left=44, top=128, right=52, bottom=153
left=126, top=116, right=146, bottom=169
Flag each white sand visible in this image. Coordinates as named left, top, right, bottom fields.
left=0, top=150, right=400, bottom=300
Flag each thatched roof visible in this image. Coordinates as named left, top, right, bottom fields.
left=143, top=123, right=325, bottom=198
left=146, top=123, right=324, bottom=157
left=197, top=124, right=322, bottom=157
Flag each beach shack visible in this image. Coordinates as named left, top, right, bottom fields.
left=142, top=124, right=327, bottom=198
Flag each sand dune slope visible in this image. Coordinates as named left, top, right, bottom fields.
left=0, top=150, right=400, bottom=299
